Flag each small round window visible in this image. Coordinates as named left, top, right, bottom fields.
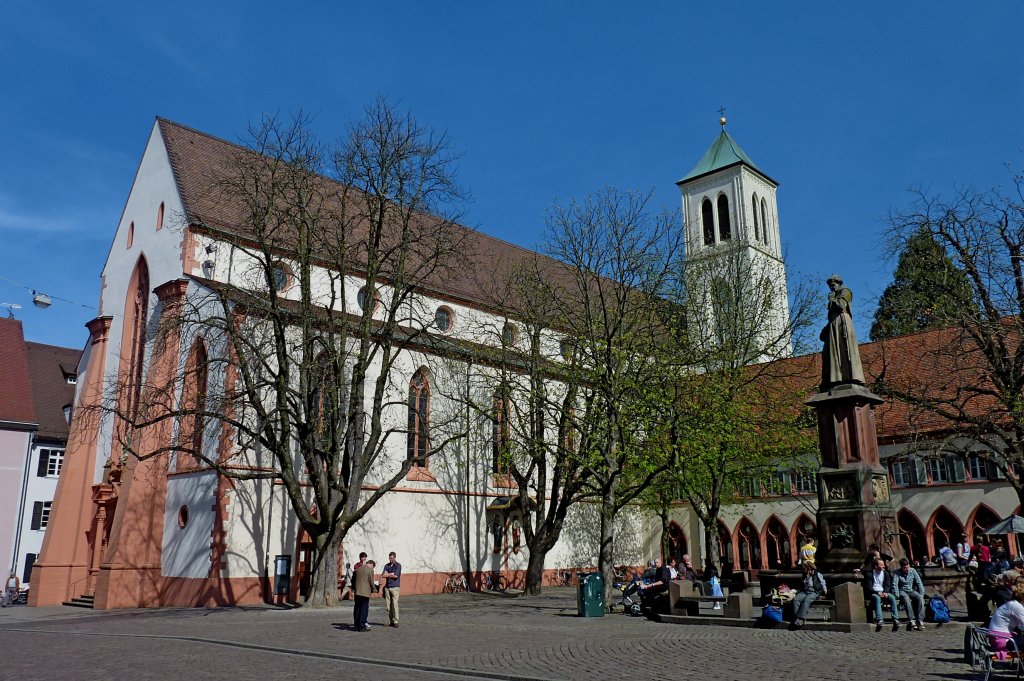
left=501, top=322, right=518, bottom=346
left=435, top=306, right=454, bottom=333
left=177, top=505, right=189, bottom=529
left=270, top=262, right=291, bottom=292
left=357, top=286, right=380, bottom=313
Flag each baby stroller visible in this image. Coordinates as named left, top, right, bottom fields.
left=614, top=575, right=646, bottom=616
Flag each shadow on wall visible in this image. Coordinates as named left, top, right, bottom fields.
left=558, top=503, right=644, bottom=570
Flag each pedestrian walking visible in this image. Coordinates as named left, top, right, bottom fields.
left=353, top=559, right=376, bottom=632
left=382, top=551, right=402, bottom=628
left=2, top=572, right=19, bottom=607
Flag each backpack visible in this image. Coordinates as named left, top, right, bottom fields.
left=928, top=595, right=951, bottom=623
left=760, top=605, right=784, bottom=627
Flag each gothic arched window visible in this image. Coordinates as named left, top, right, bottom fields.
left=407, top=370, right=430, bottom=467
left=760, top=198, right=769, bottom=244
left=491, top=390, right=510, bottom=474
left=717, top=194, right=731, bottom=240
left=180, top=339, right=208, bottom=467
left=701, top=199, right=715, bottom=246
left=126, top=258, right=150, bottom=420
left=751, top=193, right=760, bottom=242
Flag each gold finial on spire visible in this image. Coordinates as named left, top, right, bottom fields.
left=718, top=106, right=727, bottom=129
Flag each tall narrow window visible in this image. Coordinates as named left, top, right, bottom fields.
left=126, top=259, right=150, bottom=421
left=127, top=222, right=135, bottom=248
left=156, top=202, right=165, bottom=231
left=180, top=340, right=208, bottom=467
left=751, top=193, right=760, bottom=241
left=311, top=351, right=335, bottom=446
left=407, top=370, right=430, bottom=467
left=760, top=198, right=769, bottom=244
left=717, top=194, right=731, bottom=240
left=701, top=199, right=715, bottom=246
left=492, top=391, right=510, bottom=474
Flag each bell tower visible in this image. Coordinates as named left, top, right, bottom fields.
left=676, top=114, right=792, bottom=361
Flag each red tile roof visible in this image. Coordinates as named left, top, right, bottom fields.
left=774, top=324, right=999, bottom=444
left=24, top=342, right=82, bottom=440
left=157, top=118, right=549, bottom=309
left=0, top=318, right=36, bottom=425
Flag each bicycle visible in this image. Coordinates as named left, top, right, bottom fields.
left=483, top=571, right=508, bottom=592
left=556, top=570, right=574, bottom=587
left=442, top=573, right=468, bottom=593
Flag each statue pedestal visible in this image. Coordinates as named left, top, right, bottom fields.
left=807, top=383, right=902, bottom=570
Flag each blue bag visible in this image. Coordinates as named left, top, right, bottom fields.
left=762, top=605, right=783, bottom=623
left=928, top=595, right=951, bottom=623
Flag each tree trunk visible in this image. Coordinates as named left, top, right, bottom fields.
left=703, top=522, right=721, bottom=574
left=658, top=502, right=670, bottom=560
left=305, top=533, right=340, bottom=608
left=598, top=497, right=616, bottom=608
left=524, top=543, right=547, bottom=596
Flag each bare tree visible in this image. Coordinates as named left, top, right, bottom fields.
left=543, top=187, right=684, bottom=599
left=102, top=100, right=469, bottom=607
left=874, top=172, right=1024, bottom=509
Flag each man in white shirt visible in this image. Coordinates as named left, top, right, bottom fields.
left=864, top=559, right=899, bottom=629
left=2, top=572, right=19, bottom=607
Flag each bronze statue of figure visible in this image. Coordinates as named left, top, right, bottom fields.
left=820, top=274, right=865, bottom=388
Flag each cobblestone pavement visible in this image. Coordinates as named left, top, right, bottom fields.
left=0, top=589, right=974, bottom=680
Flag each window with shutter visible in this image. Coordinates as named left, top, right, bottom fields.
left=910, top=456, right=928, bottom=485
left=36, top=449, right=50, bottom=477
left=988, top=459, right=1006, bottom=480
left=22, top=553, right=36, bottom=584
left=949, top=454, right=966, bottom=483
left=30, top=501, right=43, bottom=530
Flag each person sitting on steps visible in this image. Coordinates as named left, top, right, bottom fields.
left=893, top=558, right=925, bottom=631
left=864, top=558, right=900, bottom=630
left=791, top=561, right=827, bottom=629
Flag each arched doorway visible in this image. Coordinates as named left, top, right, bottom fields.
left=736, top=518, right=762, bottom=572
left=929, top=507, right=965, bottom=558
left=716, top=520, right=733, bottom=572
left=897, top=509, right=927, bottom=565
left=793, top=515, right=816, bottom=555
left=295, top=527, right=314, bottom=600
left=764, top=516, right=792, bottom=569
left=969, top=504, right=1003, bottom=557
left=667, top=521, right=688, bottom=563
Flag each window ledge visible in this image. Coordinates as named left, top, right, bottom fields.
left=491, top=473, right=516, bottom=489
left=407, top=466, right=435, bottom=483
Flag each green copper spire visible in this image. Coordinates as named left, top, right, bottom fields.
left=679, top=128, right=768, bottom=184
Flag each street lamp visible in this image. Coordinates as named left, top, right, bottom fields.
left=32, top=291, right=51, bottom=309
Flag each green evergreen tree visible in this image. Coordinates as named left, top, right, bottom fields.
left=870, top=227, right=974, bottom=340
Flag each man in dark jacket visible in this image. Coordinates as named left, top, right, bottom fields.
left=353, top=559, right=376, bottom=631
left=865, top=558, right=899, bottom=629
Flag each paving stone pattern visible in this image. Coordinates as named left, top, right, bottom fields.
left=0, top=590, right=973, bottom=680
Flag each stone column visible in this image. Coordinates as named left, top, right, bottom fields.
left=806, top=383, right=902, bottom=571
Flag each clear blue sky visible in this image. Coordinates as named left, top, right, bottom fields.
left=1, top=2, right=1021, bottom=349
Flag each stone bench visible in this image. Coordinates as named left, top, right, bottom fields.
left=669, top=580, right=753, bottom=619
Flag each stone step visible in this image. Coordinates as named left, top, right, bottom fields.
left=62, top=595, right=95, bottom=609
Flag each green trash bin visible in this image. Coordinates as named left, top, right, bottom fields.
left=576, top=572, right=605, bottom=617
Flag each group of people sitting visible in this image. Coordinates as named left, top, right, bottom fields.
left=636, top=554, right=723, bottom=613
left=933, top=532, right=1009, bottom=576
left=857, top=556, right=928, bottom=630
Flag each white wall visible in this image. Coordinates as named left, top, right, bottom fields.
left=161, top=471, right=218, bottom=578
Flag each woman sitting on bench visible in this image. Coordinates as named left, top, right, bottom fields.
left=791, top=562, right=828, bottom=629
